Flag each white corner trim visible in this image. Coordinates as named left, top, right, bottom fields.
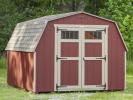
left=124, top=51, right=127, bottom=89
left=33, top=52, right=37, bottom=92
left=105, top=26, right=109, bottom=90
left=54, top=25, right=58, bottom=91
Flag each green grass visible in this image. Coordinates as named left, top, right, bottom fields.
left=0, top=56, right=6, bottom=69
left=88, top=75, right=133, bottom=100
left=127, top=60, right=133, bottom=75
left=0, top=57, right=133, bottom=100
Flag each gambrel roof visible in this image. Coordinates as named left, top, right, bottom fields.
left=5, top=11, right=128, bottom=52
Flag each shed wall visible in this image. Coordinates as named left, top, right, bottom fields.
left=7, top=51, right=34, bottom=91
left=36, top=13, right=125, bottom=92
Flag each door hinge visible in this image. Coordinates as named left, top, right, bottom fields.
left=103, top=83, right=106, bottom=89
left=56, top=27, right=68, bottom=33
left=56, top=55, right=67, bottom=61
left=104, top=28, right=106, bottom=32
left=96, top=55, right=106, bottom=61
left=56, top=84, right=67, bottom=88
left=56, top=55, right=58, bottom=62
left=96, top=83, right=106, bottom=88
left=56, top=84, right=58, bottom=90
left=57, top=27, right=59, bottom=33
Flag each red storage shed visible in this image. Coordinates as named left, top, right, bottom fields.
left=5, top=11, right=127, bottom=93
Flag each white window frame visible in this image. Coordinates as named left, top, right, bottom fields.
left=54, top=24, right=108, bottom=91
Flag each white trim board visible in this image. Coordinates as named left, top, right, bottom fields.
left=55, top=24, right=108, bottom=29
left=33, top=52, right=37, bottom=92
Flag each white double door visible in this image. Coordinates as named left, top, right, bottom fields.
left=55, top=25, right=108, bottom=91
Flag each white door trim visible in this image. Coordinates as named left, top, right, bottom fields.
left=105, top=26, right=109, bottom=90
left=54, top=24, right=108, bottom=29
left=56, top=27, right=82, bottom=91
left=81, top=28, right=107, bottom=89
left=54, top=24, right=108, bottom=91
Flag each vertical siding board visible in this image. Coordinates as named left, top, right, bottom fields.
left=85, top=60, right=102, bottom=85
left=7, top=51, right=34, bottom=91
left=85, top=43, right=102, bottom=57
left=61, top=42, right=79, bottom=57
left=61, top=60, right=78, bottom=85
left=36, top=13, right=125, bottom=92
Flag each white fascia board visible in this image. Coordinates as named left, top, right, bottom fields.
left=114, top=22, right=128, bottom=51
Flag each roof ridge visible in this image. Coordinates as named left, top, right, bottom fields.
left=18, top=11, right=82, bottom=25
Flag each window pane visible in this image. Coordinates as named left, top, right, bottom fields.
left=97, top=32, right=102, bottom=39
left=85, top=31, right=102, bottom=39
left=85, top=31, right=94, bottom=39
left=61, top=31, right=79, bottom=39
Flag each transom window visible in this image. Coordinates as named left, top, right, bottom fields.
left=85, top=31, right=102, bottom=39
left=61, top=31, right=79, bottom=39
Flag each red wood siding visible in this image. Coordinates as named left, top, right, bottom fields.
left=35, top=23, right=55, bottom=92
left=108, top=24, right=125, bottom=90
left=61, top=42, right=79, bottom=57
left=36, top=13, right=125, bottom=92
left=85, top=43, right=102, bottom=57
left=61, top=60, right=78, bottom=85
left=7, top=51, right=34, bottom=91
left=85, top=60, right=102, bottom=85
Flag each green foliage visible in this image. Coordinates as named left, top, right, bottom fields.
left=99, top=0, right=133, bottom=59
left=84, top=0, right=106, bottom=14
left=0, top=0, right=106, bottom=55
left=127, top=60, right=133, bottom=75
left=0, top=56, right=6, bottom=69
left=0, top=0, right=24, bottom=52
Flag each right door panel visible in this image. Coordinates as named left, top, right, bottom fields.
left=82, top=31, right=106, bottom=89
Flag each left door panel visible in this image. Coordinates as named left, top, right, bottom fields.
left=57, top=30, right=81, bottom=91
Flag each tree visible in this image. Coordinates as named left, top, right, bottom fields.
left=0, top=0, right=23, bottom=54
left=1, top=0, right=131, bottom=57
left=99, top=0, right=133, bottom=59
left=84, top=0, right=106, bottom=14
